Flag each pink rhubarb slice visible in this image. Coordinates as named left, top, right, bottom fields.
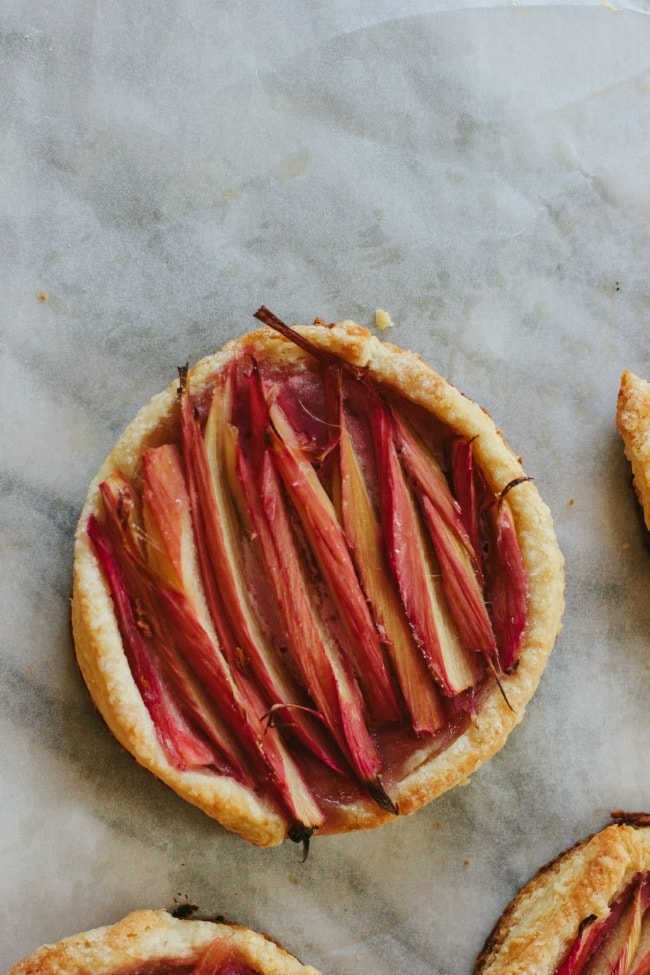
left=233, top=366, right=395, bottom=812
left=328, top=369, right=446, bottom=734
left=265, top=393, right=400, bottom=726
left=139, top=440, right=324, bottom=833
left=180, top=368, right=344, bottom=775
left=372, top=392, right=480, bottom=697
left=391, top=409, right=496, bottom=662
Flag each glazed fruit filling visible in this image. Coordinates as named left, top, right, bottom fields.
left=119, top=938, right=262, bottom=975
left=87, top=314, right=528, bottom=837
left=556, top=873, right=650, bottom=975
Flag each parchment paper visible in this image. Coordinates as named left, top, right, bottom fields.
left=1, top=2, right=649, bottom=972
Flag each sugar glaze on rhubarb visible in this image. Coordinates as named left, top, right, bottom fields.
left=85, top=312, right=532, bottom=842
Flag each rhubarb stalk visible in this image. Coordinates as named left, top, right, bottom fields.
left=138, top=440, right=325, bottom=832
left=485, top=498, right=528, bottom=673
left=372, top=392, right=479, bottom=697
left=328, top=369, right=446, bottom=734
left=556, top=875, right=650, bottom=975
left=87, top=513, right=219, bottom=771
left=98, top=473, right=251, bottom=782
left=233, top=367, right=396, bottom=811
left=391, top=410, right=496, bottom=660
left=266, top=394, right=400, bottom=725
left=181, top=367, right=345, bottom=775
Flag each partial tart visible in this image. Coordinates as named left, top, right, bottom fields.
left=617, top=370, right=650, bottom=530
left=474, top=814, right=650, bottom=975
left=6, top=909, right=320, bottom=975
left=71, top=310, right=564, bottom=847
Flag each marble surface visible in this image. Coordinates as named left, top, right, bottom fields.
left=2, top=1, right=650, bottom=971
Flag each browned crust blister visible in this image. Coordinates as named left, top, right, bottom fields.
left=616, top=369, right=650, bottom=531
left=71, top=320, right=565, bottom=847
left=6, top=909, right=320, bottom=975
left=473, top=821, right=650, bottom=975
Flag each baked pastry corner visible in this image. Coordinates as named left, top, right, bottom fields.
left=617, top=369, right=650, bottom=530
left=474, top=816, right=650, bottom=975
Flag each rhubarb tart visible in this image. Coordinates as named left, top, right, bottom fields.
left=617, top=370, right=650, bottom=531
left=6, top=909, right=320, bottom=975
left=71, top=309, right=564, bottom=847
left=473, top=814, right=650, bottom=975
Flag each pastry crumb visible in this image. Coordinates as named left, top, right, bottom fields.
left=375, top=308, right=394, bottom=330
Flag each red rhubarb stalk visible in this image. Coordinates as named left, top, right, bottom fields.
left=236, top=443, right=395, bottom=810
left=390, top=410, right=496, bottom=660
left=451, top=438, right=484, bottom=582
left=391, top=408, right=470, bottom=543
left=87, top=513, right=219, bottom=772
left=613, top=877, right=650, bottom=975
left=266, top=395, right=400, bottom=725
left=328, top=369, right=446, bottom=733
left=157, top=583, right=323, bottom=830
left=372, top=394, right=479, bottom=697
left=234, top=370, right=394, bottom=810
left=180, top=369, right=344, bottom=775
left=556, top=875, right=650, bottom=975
left=611, top=884, right=645, bottom=975
left=139, top=441, right=324, bottom=832
left=450, top=437, right=529, bottom=673
left=419, top=493, right=496, bottom=658
left=98, top=473, right=251, bottom=782
left=555, top=915, right=604, bottom=975
left=192, top=936, right=264, bottom=975
left=485, top=499, right=528, bottom=673
left=630, top=950, right=650, bottom=975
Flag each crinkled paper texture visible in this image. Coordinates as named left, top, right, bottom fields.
left=1, top=2, right=649, bottom=973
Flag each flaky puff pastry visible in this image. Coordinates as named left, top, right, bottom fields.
left=474, top=816, right=650, bottom=975
left=6, top=909, right=321, bottom=975
left=617, top=370, right=650, bottom=531
left=71, top=319, right=565, bottom=846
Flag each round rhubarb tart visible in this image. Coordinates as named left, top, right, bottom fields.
left=71, top=309, right=564, bottom=848
left=6, top=909, right=320, bottom=975
left=473, top=813, right=650, bottom=975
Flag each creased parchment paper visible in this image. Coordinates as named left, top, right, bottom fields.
left=1, top=3, right=649, bottom=972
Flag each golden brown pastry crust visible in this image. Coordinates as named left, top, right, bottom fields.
left=6, top=909, right=320, bottom=975
left=473, top=819, right=650, bottom=975
left=71, top=320, right=565, bottom=846
left=616, top=369, right=650, bottom=530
